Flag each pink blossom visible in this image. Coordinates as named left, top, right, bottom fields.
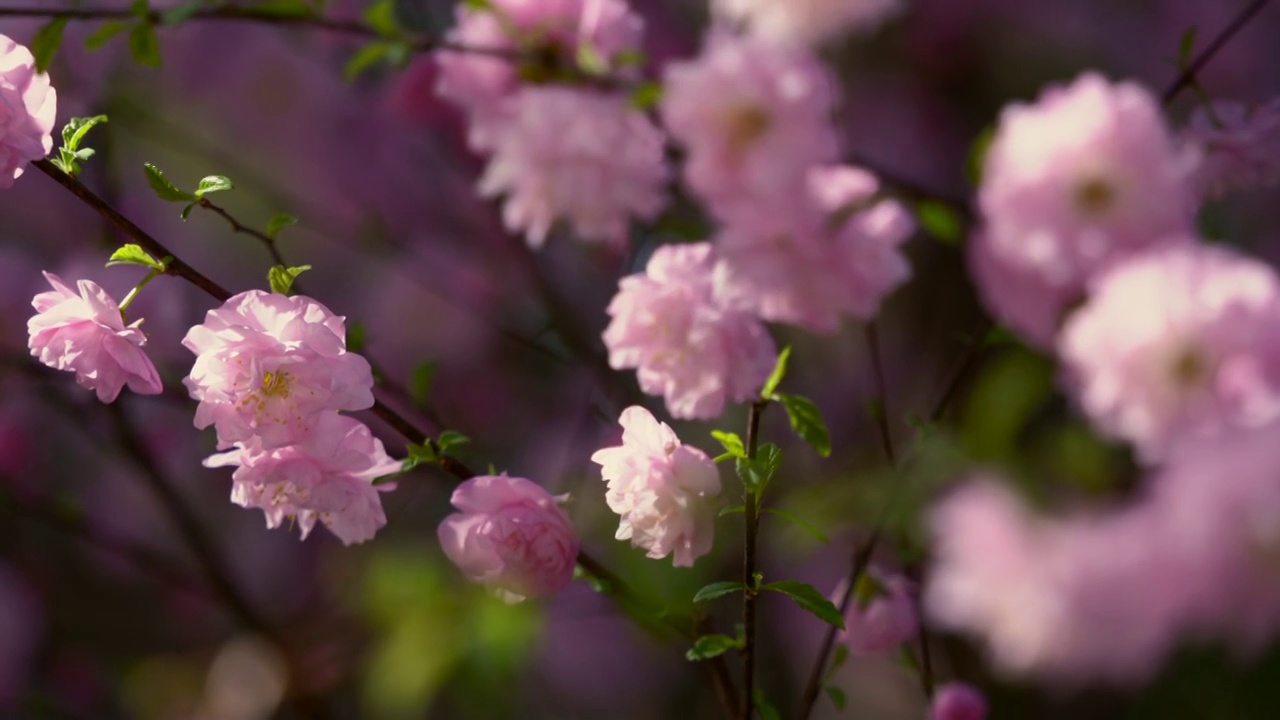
left=1182, top=98, right=1280, bottom=198
left=478, top=87, right=669, bottom=247
left=438, top=473, right=580, bottom=602
left=972, top=72, right=1197, bottom=346
left=603, top=243, right=775, bottom=419
left=590, top=406, right=721, bottom=566
left=841, top=569, right=918, bottom=654
left=182, top=290, right=374, bottom=449
left=714, top=165, right=914, bottom=332
left=0, top=34, right=56, bottom=188
left=1058, top=243, right=1280, bottom=463
left=660, top=31, right=839, bottom=223
left=930, top=682, right=988, bottom=720
left=203, top=413, right=399, bottom=545
left=713, top=0, right=903, bottom=47
left=27, top=272, right=163, bottom=403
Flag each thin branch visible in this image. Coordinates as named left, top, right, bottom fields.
left=741, top=399, right=767, bottom=720
left=1161, top=0, right=1272, bottom=104
left=865, top=323, right=896, bottom=465
left=198, top=198, right=287, bottom=267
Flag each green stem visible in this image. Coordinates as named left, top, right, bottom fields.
left=117, top=266, right=164, bottom=319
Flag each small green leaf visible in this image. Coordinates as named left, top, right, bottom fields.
left=463, top=0, right=492, bottom=9
left=966, top=126, right=995, bottom=187
left=831, top=644, right=849, bottom=673
left=346, top=321, right=367, bottom=353
left=762, top=507, right=829, bottom=544
left=762, top=580, right=844, bottom=629
left=710, top=430, right=745, bottom=458
left=915, top=199, right=963, bottom=245
left=576, top=43, right=608, bottom=76
left=761, top=346, right=792, bottom=398
left=180, top=202, right=196, bottom=220
left=344, top=41, right=393, bottom=81
left=160, top=0, right=204, bottom=25
left=362, top=0, right=399, bottom=35
left=128, top=22, right=162, bottom=67
left=267, top=264, right=312, bottom=295
left=194, top=175, right=234, bottom=197
left=437, top=430, right=470, bottom=453
left=692, top=581, right=747, bottom=603
left=32, top=18, right=69, bottom=72
left=143, top=163, right=195, bottom=202
left=410, top=361, right=437, bottom=407
left=128, top=0, right=150, bottom=17
left=717, top=504, right=745, bottom=517
left=246, top=0, right=316, bottom=18
left=686, top=634, right=742, bottom=662
left=266, top=213, right=298, bottom=240
left=105, top=243, right=166, bottom=271
left=776, top=393, right=831, bottom=457
left=825, top=686, right=847, bottom=710
left=754, top=690, right=781, bottom=720
left=628, top=81, right=663, bottom=111
left=1178, top=26, right=1198, bottom=66
left=736, top=443, right=782, bottom=495
left=62, top=115, right=109, bottom=154
left=85, top=21, right=129, bottom=51
left=400, top=442, right=437, bottom=473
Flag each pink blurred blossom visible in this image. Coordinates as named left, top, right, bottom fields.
left=842, top=569, right=919, bottom=655
left=0, top=34, right=55, bottom=188
left=182, top=290, right=374, bottom=449
left=713, top=0, right=903, bottom=47
left=930, top=682, right=988, bottom=720
left=590, top=406, right=721, bottom=566
left=27, top=272, right=163, bottom=403
left=1059, top=243, right=1280, bottom=463
left=203, top=412, right=399, bottom=545
left=1183, top=97, right=1280, bottom=198
left=438, top=473, right=580, bottom=602
left=603, top=242, right=775, bottom=419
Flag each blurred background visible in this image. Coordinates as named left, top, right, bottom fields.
left=3, top=0, right=1280, bottom=718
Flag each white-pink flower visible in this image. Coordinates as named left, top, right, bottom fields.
left=1058, top=243, right=1280, bottom=464
left=930, top=682, right=988, bottom=720
left=590, top=406, right=721, bottom=567
left=661, top=31, right=839, bottom=223
left=0, top=34, right=56, bottom=189
left=603, top=242, right=775, bottom=419
left=182, top=290, right=374, bottom=449
left=972, top=72, right=1197, bottom=346
left=438, top=473, right=580, bottom=602
left=27, top=272, right=163, bottom=403
left=478, top=87, right=669, bottom=247
left=842, top=570, right=919, bottom=655
left=203, top=412, right=399, bottom=545
left=713, top=0, right=903, bottom=47
left=1183, top=98, right=1280, bottom=198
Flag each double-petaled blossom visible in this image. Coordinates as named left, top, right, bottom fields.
left=970, top=72, right=1198, bottom=346
left=930, top=682, right=989, bottom=720
left=203, top=413, right=399, bottom=545
left=842, top=569, right=919, bottom=655
left=1182, top=98, right=1280, bottom=198
left=0, top=34, right=56, bottom=188
left=712, top=0, right=903, bottom=47
left=590, top=406, right=721, bottom=566
left=603, top=243, right=775, bottom=419
left=27, top=272, right=163, bottom=403
left=438, top=474, right=580, bottom=602
left=1058, top=243, right=1280, bottom=463
left=182, top=290, right=374, bottom=449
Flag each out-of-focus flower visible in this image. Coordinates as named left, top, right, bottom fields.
left=27, top=272, right=163, bottom=403
left=203, top=413, right=399, bottom=545
left=842, top=569, right=918, bottom=654
left=930, top=682, right=988, bottom=720
left=661, top=31, right=838, bottom=223
left=478, top=87, right=668, bottom=247
left=713, top=0, right=903, bottom=47
left=0, top=34, right=56, bottom=188
left=603, top=242, right=775, bottom=419
left=715, top=165, right=914, bottom=332
left=182, top=290, right=374, bottom=449
left=438, top=473, right=580, bottom=602
left=590, top=406, right=721, bottom=566
left=971, top=72, right=1197, bottom=347
left=1183, top=98, right=1280, bottom=198
left=1059, top=243, right=1280, bottom=463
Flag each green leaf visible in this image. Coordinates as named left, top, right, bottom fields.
left=400, top=442, right=437, bottom=473
left=776, top=393, right=831, bottom=457
left=762, top=507, right=829, bottom=544
left=268, top=264, right=312, bottom=295
left=128, top=22, right=162, bottom=67
left=736, top=443, right=782, bottom=495
left=463, top=0, right=492, bottom=9
left=143, top=163, right=196, bottom=202
left=628, top=81, right=664, bottom=111
left=194, top=175, right=234, bottom=197
left=362, top=0, right=399, bottom=35
left=437, top=430, right=470, bottom=453
left=62, top=115, right=109, bottom=153
left=754, top=689, right=781, bottom=720
left=762, top=580, right=845, bottom=629
left=915, top=199, right=963, bottom=245
left=344, top=41, right=393, bottom=81
left=1178, top=26, right=1198, bottom=66
left=685, top=634, right=742, bottom=662
left=614, top=48, right=646, bottom=67
left=710, top=430, right=745, bottom=458
left=266, top=213, right=298, bottom=240
left=105, top=243, right=166, bottom=271
left=346, top=321, right=367, bottom=353
left=825, top=686, right=847, bottom=710
left=576, top=43, right=608, bottom=76
left=128, top=0, right=150, bottom=17
left=830, top=644, right=849, bottom=673
left=85, top=21, right=130, bottom=51
left=761, top=346, right=791, bottom=398
left=410, top=361, right=437, bottom=407
left=180, top=202, right=197, bottom=220
left=160, top=0, right=204, bottom=25
left=692, top=581, right=747, bottom=603
left=966, top=126, right=995, bottom=187
left=717, top=504, right=744, bottom=517
left=246, top=0, right=316, bottom=18
left=32, top=18, right=69, bottom=72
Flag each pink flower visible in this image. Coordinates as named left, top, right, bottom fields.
left=0, top=34, right=56, bottom=188
left=27, top=272, right=163, bottom=403
left=842, top=570, right=919, bottom=654
left=713, top=0, right=903, bottom=47
left=930, top=682, right=988, bottom=720
left=1182, top=98, right=1280, bottom=198
left=182, top=290, right=374, bottom=449
left=603, top=242, right=776, bottom=419
left=478, top=87, right=669, bottom=247
left=715, top=165, right=914, bottom=332
left=660, top=31, right=839, bottom=223
left=203, top=413, right=400, bottom=545
left=438, top=473, right=580, bottom=602
left=972, top=72, right=1197, bottom=346
left=590, top=406, right=721, bottom=566
left=1058, top=243, right=1280, bottom=463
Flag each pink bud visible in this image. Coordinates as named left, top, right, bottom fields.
left=930, top=682, right=988, bottom=720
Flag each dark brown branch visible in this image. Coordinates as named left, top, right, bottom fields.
left=1162, top=0, right=1272, bottom=104
left=198, top=198, right=287, bottom=267
left=741, top=399, right=767, bottom=720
